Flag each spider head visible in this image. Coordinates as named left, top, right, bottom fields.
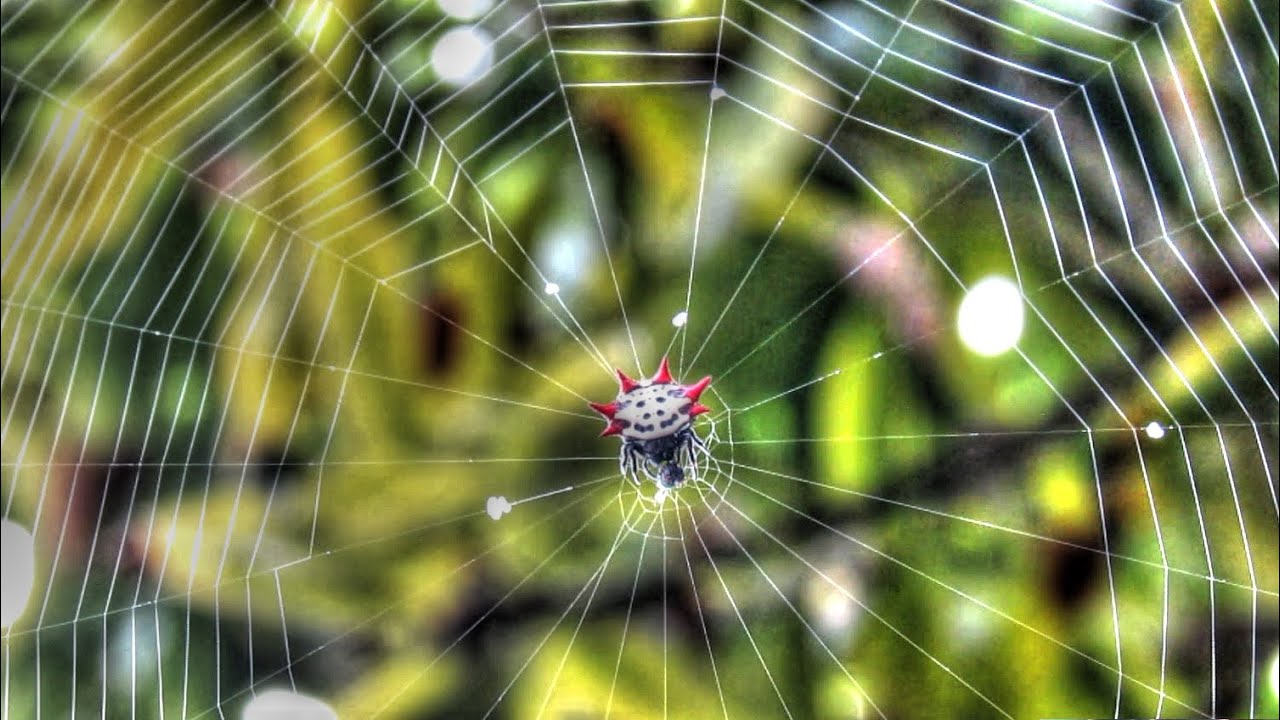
left=657, top=461, right=685, bottom=489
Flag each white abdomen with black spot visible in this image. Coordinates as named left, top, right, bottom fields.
left=613, top=382, right=694, bottom=441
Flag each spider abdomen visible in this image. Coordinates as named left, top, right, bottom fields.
left=614, top=384, right=695, bottom=441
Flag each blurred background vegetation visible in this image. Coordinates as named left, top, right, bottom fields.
left=1, top=0, right=1277, bottom=718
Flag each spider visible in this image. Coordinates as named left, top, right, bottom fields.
left=589, top=357, right=712, bottom=490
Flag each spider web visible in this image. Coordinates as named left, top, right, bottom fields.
left=1, top=0, right=1277, bottom=718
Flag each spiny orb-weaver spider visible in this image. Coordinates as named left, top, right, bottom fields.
left=589, top=357, right=712, bottom=490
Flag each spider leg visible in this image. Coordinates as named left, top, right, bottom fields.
left=689, top=430, right=708, bottom=451
left=621, top=444, right=643, bottom=486
left=620, top=446, right=633, bottom=483
left=681, top=431, right=700, bottom=484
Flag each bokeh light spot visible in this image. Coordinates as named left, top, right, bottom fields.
left=1269, top=648, right=1279, bottom=699
left=431, top=26, right=493, bottom=85
left=242, top=690, right=337, bottom=720
left=957, top=275, right=1023, bottom=357
left=0, top=520, right=35, bottom=628
left=439, top=0, right=493, bottom=20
